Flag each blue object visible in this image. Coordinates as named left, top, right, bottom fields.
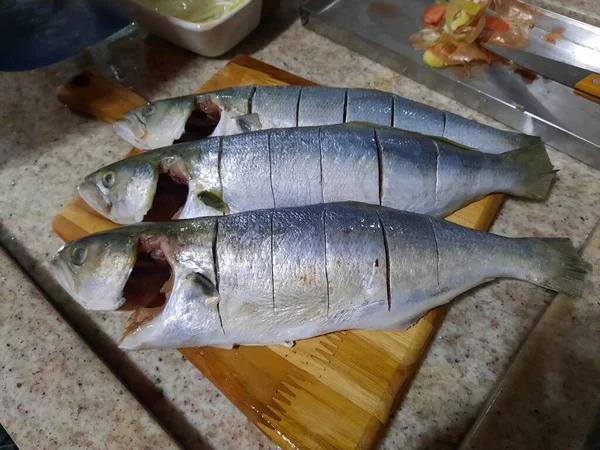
left=0, top=423, right=17, bottom=450
left=0, top=0, right=130, bottom=71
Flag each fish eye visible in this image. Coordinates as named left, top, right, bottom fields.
left=142, top=104, right=155, bottom=117
left=71, top=246, right=87, bottom=266
left=102, top=171, right=116, bottom=189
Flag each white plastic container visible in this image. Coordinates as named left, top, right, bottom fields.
left=117, top=0, right=263, bottom=57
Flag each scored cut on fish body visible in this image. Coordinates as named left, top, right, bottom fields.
left=86, top=122, right=556, bottom=225
left=320, top=124, right=379, bottom=205
left=392, top=95, right=446, bottom=138
left=252, top=85, right=301, bottom=129
left=216, top=209, right=276, bottom=345
left=297, top=86, right=346, bottom=127
left=220, top=130, right=274, bottom=213
left=433, top=140, right=514, bottom=216
left=50, top=202, right=591, bottom=349
left=443, top=112, right=528, bottom=152
left=346, top=88, right=393, bottom=126
left=269, top=126, right=323, bottom=208
left=271, top=206, right=329, bottom=341
left=324, top=204, right=389, bottom=327
left=377, top=127, right=438, bottom=215
left=135, top=219, right=223, bottom=348
left=375, top=209, right=438, bottom=324
left=115, top=85, right=541, bottom=154
left=433, top=217, right=504, bottom=289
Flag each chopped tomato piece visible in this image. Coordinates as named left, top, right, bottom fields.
left=543, top=30, right=563, bottom=44
left=423, top=4, right=446, bottom=25
left=485, top=16, right=510, bottom=32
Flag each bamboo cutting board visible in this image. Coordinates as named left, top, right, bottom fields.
left=53, top=55, right=504, bottom=450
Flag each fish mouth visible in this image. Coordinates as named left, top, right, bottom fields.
left=114, top=117, right=147, bottom=148
left=50, top=252, right=75, bottom=298
left=79, top=179, right=112, bottom=217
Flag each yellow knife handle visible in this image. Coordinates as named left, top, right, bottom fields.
left=574, top=73, right=600, bottom=103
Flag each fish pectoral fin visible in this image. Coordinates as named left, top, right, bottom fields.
left=184, top=272, right=219, bottom=306
left=196, top=189, right=230, bottom=214
left=209, top=111, right=263, bottom=137
left=174, top=186, right=229, bottom=220
left=232, top=113, right=263, bottom=133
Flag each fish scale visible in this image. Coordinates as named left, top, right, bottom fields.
left=49, top=202, right=590, bottom=349
left=114, top=85, right=541, bottom=154
left=220, top=131, right=274, bottom=212
left=81, top=123, right=555, bottom=225
left=269, top=126, right=323, bottom=207
left=346, top=88, right=393, bottom=126
left=217, top=209, right=275, bottom=342
left=377, top=126, right=438, bottom=214
left=251, top=85, right=300, bottom=129
left=298, top=86, right=347, bottom=127
left=319, top=125, right=380, bottom=205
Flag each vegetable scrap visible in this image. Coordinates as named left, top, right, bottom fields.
left=411, top=0, right=537, bottom=68
left=543, top=28, right=564, bottom=44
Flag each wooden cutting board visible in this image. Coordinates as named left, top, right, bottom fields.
left=53, top=54, right=504, bottom=450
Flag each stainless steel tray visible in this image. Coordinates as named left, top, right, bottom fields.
left=301, top=0, right=600, bottom=169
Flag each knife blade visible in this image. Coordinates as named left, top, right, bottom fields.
left=482, top=42, right=600, bottom=102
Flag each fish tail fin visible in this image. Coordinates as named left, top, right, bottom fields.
left=525, top=238, right=590, bottom=298
left=503, top=141, right=557, bottom=200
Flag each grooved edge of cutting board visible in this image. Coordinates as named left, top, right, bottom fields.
left=52, top=54, right=504, bottom=450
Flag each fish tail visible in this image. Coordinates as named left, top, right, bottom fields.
left=525, top=238, right=591, bottom=298
left=503, top=141, right=557, bottom=200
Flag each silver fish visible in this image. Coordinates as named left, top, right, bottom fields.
left=113, top=85, right=539, bottom=153
left=50, top=202, right=590, bottom=350
left=80, top=123, right=555, bottom=224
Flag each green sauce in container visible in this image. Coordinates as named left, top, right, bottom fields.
left=133, top=0, right=246, bottom=23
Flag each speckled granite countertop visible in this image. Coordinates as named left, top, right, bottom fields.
left=460, top=222, right=600, bottom=450
left=0, top=1, right=599, bottom=449
left=528, top=0, right=600, bottom=26
left=0, top=247, right=179, bottom=450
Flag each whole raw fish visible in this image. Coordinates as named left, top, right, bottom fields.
left=113, top=85, right=539, bottom=153
left=50, top=202, right=589, bottom=350
left=80, top=123, right=555, bottom=225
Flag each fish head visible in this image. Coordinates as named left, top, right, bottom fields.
left=113, top=97, right=195, bottom=150
left=79, top=158, right=159, bottom=225
left=51, top=232, right=138, bottom=311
